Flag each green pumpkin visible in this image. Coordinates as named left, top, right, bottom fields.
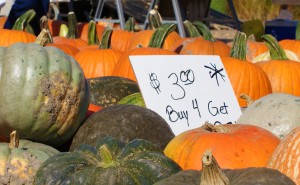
left=0, top=131, right=59, bottom=185
left=0, top=43, right=90, bottom=147
left=69, top=104, right=175, bottom=151
left=34, top=136, right=182, bottom=185
left=88, top=76, right=140, bottom=107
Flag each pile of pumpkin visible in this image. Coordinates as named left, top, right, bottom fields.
left=0, top=9, right=299, bottom=185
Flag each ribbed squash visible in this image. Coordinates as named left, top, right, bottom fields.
left=0, top=42, right=90, bottom=147
left=34, top=136, right=181, bottom=185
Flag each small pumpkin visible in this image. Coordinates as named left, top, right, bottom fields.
left=70, top=104, right=175, bottom=151
left=237, top=93, right=300, bottom=139
left=0, top=131, right=59, bottom=185
left=87, top=76, right=140, bottom=107
left=164, top=122, right=280, bottom=170
left=255, top=34, right=300, bottom=96
left=112, top=23, right=178, bottom=82
left=155, top=150, right=296, bottom=185
left=34, top=136, right=182, bottom=185
left=267, top=126, right=300, bottom=185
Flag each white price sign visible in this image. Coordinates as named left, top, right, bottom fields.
left=130, top=55, right=242, bottom=135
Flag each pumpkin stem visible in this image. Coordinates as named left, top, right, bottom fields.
left=202, top=122, right=231, bottom=133
left=193, top=21, right=215, bottom=41
left=99, top=27, right=112, bottom=49
left=229, top=31, right=247, bottom=60
left=183, top=20, right=202, bottom=38
left=35, top=29, right=52, bottom=46
left=40, top=16, right=53, bottom=43
left=9, top=131, right=19, bottom=149
left=67, top=12, right=79, bottom=39
left=200, top=150, right=230, bottom=185
left=148, top=23, right=176, bottom=48
left=296, top=21, right=300, bottom=40
left=148, top=9, right=162, bottom=30
left=88, top=20, right=99, bottom=45
left=124, top=17, right=135, bottom=32
left=261, top=34, right=289, bottom=60
left=240, top=94, right=254, bottom=106
left=98, top=145, right=117, bottom=168
left=12, top=9, right=36, bottom=34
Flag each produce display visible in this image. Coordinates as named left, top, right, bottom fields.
left=0, top=6, right=299, bottom=185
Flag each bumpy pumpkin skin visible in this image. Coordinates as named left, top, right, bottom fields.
left=0, top=140, right=59, bottom=185
left=0, top=43, right=90, bottom=146
left=34, top=137, right=182, bottom=185
left=70, top=104, right=175, bottom=151
left=154, top=168, right=296, bottom=185
left=267, top=127, right=300, bottom=185
left=237, top=93, right=300, bottom=139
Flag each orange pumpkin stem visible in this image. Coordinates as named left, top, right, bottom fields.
left=202, top=122, right=231, bottom=133
left=200, top=150, right=230, bottom=185
left=9, top=130, right=19, bottom=149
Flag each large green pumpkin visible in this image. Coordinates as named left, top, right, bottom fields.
left=0, top=43, right=90, bottom=147
left=34, top=136, right=182, bottom=185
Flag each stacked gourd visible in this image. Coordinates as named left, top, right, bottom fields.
left=0, top=9, right=299, bottom=185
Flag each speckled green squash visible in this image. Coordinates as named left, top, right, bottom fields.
left=88, top=76, right=140, bottom=107
left=118, top=92, right=145, bottom=107
left=0, top=43, right=90, bottom=147
left=34, top=136, right=182, bottom=185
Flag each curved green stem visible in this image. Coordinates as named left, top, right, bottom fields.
left=67, top=12, right=79, bottom=39
left=183, top=20, right=201, bottom=38
left=88, top=20, right=99, bottom=45
left=12, top=9, right=36, bottom=34
left=99, top=27, right=113, bottom=49
left=148, top=23, right=176, bottom=48
left=193, top=21, right=215, bottom=42
left=261, top=34, right=289, bottom=60
left=229, top=31, right=247, bottom=60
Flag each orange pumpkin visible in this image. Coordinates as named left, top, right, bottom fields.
left=127, top=29, right=181, bottom=51
left=176, top=21, right=230, bottom=57
left=256, top=34, right=300, bottom=96
left=246, top=39, right=268, bottom=62
left=279, top=39, right=300, bottom=59
left=46, top=43, right=79, bottom=57
left=112, top=23, right=178, bottom=82
left=75, top=27, right=123, bottom=79
left=221, top=32, right=272, bottom=107
left=0, top=29, right=36, bottom=46
left=267, top=126, right=300, bottom=185
left=0, top=16, right=7, bottom=28
left=164, top=122, right=280, bottom=170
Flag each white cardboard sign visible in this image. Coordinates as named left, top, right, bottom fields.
left=130, top=55, right=242, bottom=135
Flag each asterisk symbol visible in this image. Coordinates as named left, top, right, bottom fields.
left=204, top=63, right=225, bottom=86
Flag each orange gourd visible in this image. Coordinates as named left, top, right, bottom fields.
left=75, top=27, right=122, bottom=79
left=221, top=32, right=272, bottom=107
left=0, top=29, right=36, bottom=46
left=164, top=122, right=280, bottom=170
left=175, top=21, right=230, bottom=57
left=256, top=34, right=300, bottom=96
left=112, top=23, right=178, bottom=82
left=267, top=127, right=300, bottom=185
